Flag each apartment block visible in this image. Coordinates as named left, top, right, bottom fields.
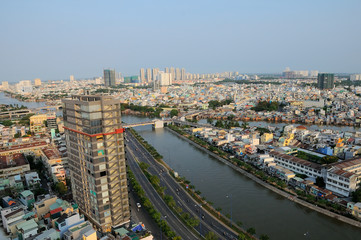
left=62, top=95, right=129, bottom=232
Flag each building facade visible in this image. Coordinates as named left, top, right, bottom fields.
left=317, top=73, right=334, bottom=90
left=103, top=69, right=116, bottom=87
left=62, top=95, right=129, bottom=232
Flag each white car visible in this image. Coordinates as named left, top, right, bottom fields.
left=137, top=203, right=141, bottom=208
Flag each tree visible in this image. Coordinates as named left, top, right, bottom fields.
left=321, top=155, right=338, bottom=164
left=247, top=227, right=256, bottom=235
left=170, top=109, right=179, bottom=118
left=316, top=177, right=326, bottom=188
left=215, top=120, right=224, bottom=128
left=207, top=118, right=214, bottom=125
left=205, top=231, right=218, bottom=240
left=1, top=120, right=14, bottom=126
left=352, top=188, right=361, bottom=202
left=55, top=182, right=67, bottom=195
left=241, top=122, right=249, bottom=129
left=260, top=234, right=270, bottom=240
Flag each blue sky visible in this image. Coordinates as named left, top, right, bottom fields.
left=1, top=0, right=360, bottom=82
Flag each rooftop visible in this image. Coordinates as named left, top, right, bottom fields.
left=0, top=141, right=47, bottom=153
left=16, top=218, right=38, bottom=232
left=270, top=151, right=322, bottom=170
left=0, top=153, right=28, bottom=170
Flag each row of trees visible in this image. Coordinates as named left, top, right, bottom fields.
left=251, top=101, right=279, bottom=112
left=208, top=99, right=233, bottom=110
left=128, top=168, right=181, bottom=239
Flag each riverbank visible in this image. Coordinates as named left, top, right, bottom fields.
left=165, top=126, right=361, bottom=229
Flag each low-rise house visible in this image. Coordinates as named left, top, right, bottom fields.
left=269, top=151, right=323, bottom=179
left=34, top=228, right=60, bottom=240
left=34, top=195, right=57, bottom=220
left=63, top=221, right=97, bottom=240
left=16, top=218, right=38, bottom=240
left=267, top=165, right=295, bottom=181
left=1, top=207, right=25, bottom=234
left=325, top=158, right=361, bottom=197
left=25, top=172, right=41, bottom=188
left=54, top=212, right=85, bottom=238
left=19, top=190, right=35, bottom=208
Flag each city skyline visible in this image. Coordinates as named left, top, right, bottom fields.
left=1, top=0, right=361, bottom=82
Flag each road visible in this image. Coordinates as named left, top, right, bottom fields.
left=126, top=139, right=198, bottom=239
left=129, top=182, right=167, bottom=239
left=125, top=129, right=240, bottom=240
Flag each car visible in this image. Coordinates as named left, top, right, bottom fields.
left=137, top=203, right=141, bottom=208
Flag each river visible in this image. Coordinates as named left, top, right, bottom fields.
left=122, top=115, right=361, bottom=240
left=0, top=92, right=46, bottom=109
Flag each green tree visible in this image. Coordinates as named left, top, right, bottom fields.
left=352, top=188, right=361, bottom=202
left=205, top=231, right=218, bottom=240
left=260, top=234, right=270, bottom=240
left=55, top=182, right=67, bottom=195
left=1, top=120, right=14, bottom=126
left=139, top=162, right=150, bottom=171
left=215, top=120, right=224, bottom=128
left=247, top=227, right=256, bottom=235
left=241, top=122, right=249, bottom=129
left=14, top=132, right=21, bottom=138
left=316, top=177, right=326, bottom=188
left=170, top=109, right=179, bottom=118
left=207, top=118, right=214, bottom=125
left=321, top=155, right=338, bottom=164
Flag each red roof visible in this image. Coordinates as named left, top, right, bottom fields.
left=50, top=207, right=62, bottom=215
left=296, top=125, right=307, bottom=130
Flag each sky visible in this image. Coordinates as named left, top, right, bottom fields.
left=1, top=0, right=361, bottom=82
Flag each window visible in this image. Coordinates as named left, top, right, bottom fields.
left=100, top=171, right=107, bottom=177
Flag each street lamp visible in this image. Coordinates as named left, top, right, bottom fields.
left=226, top=194, right=232, bottom=227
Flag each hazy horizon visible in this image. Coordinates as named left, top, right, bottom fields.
left=1, top=0, right=360, bottom=82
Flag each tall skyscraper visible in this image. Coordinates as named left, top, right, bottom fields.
left=62, top=94, right=130, bottom=232
left=181, top=68, right=186, bottom=81
left=152, top=68, right=159, bottom=82
left=104, top=69, right=116, bottom=87
left=140, top=68, right=145, bottom=83
left=70, top=75, right=75, bottom=82
left=175, top=68, right=181, bottom=80
left=34, top=78, right=42, bottom=86
left=170, top=67, right=175, bottom=81
left=317, top=73, right=334, bottom=90
left=146, top=68, right=152, bottom=83
left=165, top=67, right=169, bottom=73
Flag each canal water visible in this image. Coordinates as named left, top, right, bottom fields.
left=0, top=92, right=46, bottom=109
left=122, top=115, right=361, bottom=240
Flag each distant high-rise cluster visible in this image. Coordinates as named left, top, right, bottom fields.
left=317, top=73, right=334, bottom=90
left=350, top=74, right=361, bottom=81
left=283, top=67, right=318, bottom=78
left=139, top=67, right=188, bottom=84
